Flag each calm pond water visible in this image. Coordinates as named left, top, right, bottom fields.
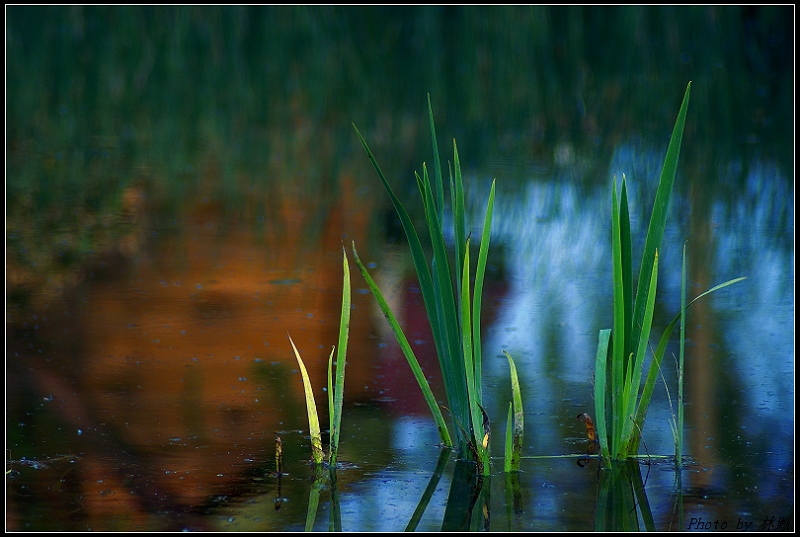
left=6, top=6, right=794, bottom=532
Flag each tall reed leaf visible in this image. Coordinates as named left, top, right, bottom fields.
left=630, top=83, right=691, bottom=364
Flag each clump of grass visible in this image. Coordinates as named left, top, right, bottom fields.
left=594, top=82, right=745, bottom=463
left=289, top=247, right=351, bottom=466
left=353, top=96, right=513, bottom=475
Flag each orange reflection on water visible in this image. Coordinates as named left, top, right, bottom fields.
left=12, top=178, right=397, bottom=528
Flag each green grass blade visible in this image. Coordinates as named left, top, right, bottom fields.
left=610, top=177, right=626, bottom=456
left=504, top=402, right=513, bottom=473
left=427, top=94, right=444, bottom=220
left=452, top=141, right=467, bottom=314
left=630, top=82, right=691, bottom=363
left=619, top=176, right=633, bottom=365
left=288, top=335, right=324, bottom=465
left=472, top=180, right=496, bottom=405
left=327, top=346, right=334, bottom=452
left=460, top=236, right=474, bottom=405
left=594, top=329, right=612, bottom=462
left=460, top=238, right=490, bottom=475
left=504, top=350, right=524, bottom=473
left=351, top=241, right=453, bottom=447
left=459, top=237, right=483, bottom=464
left=329, top=248, right=351, bottom=467
left=677, top=242, right=687, bottom=466
left=352, top=125, right=446, bottom=365
left=621, top=249, right=660, bottom=457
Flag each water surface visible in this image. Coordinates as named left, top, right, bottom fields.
left=6, top=6, right=794, bottom=532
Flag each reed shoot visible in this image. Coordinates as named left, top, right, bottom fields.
left=594, top=82, right=745, bottom=462
left=289, top=247, right=352, bottom=465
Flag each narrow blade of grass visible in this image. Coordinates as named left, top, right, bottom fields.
left=329, top=248, right=351, bottom=467
left=288, top=334, right=324, bottom=465
left=610, top=177, right=626, bottom=457
left=459, top=236, right=486, bottom=472
left=352, top=125, right=447, bottom=377
left=677, top=242, right=687, bottom=466
left=620, top=249, right=659, bottom=457
left=452, top=141, right=467, bottom=315
left=351, top=241, right=453, bottom=447
left=327, top=345, right=335, bottom=452
left=504, top=350, right=523, bottom=473
left=504, top=402, right=514, bottom=474
left=619, top=176, right=633, bottom=367
left=472, top=180, right=496, bottom=405
left=427, top=94, right=445, bottom=220
left=594, top=329, right=612, bottom=462
left=630, top=82, right=691, bottom=364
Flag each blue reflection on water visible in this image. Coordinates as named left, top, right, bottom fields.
left=448, top=142, right=793, bottom=467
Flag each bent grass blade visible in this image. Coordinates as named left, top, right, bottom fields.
left=628, top=273, right=746, bottom=455
left=288, top=334, right=325, bottom=465
left=351, top=241, right=453, bottom=447
left=503, top=350, right=524, bottom=473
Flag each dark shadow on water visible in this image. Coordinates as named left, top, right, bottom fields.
left=595, top=459, right=655, bottom=531
left=441, top=459, right=490, bottom=531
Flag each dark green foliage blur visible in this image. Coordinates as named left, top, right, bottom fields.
left=6, top=6, right=792, bottom=306
left=7, top=6, right=792, bottom=170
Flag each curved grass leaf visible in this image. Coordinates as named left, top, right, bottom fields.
left=288, top=334, right=324, bottom=465
left=628, top=274, right=746, bottom=454
left=503, top=350, right=523, bottom=473
left=460, top=236, right=489, bottom=473
left=504, top=402, right=514, bottom=473
left=351, top=241, right=453, bottom=447
left=352, top=125, right=447, bottom=379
